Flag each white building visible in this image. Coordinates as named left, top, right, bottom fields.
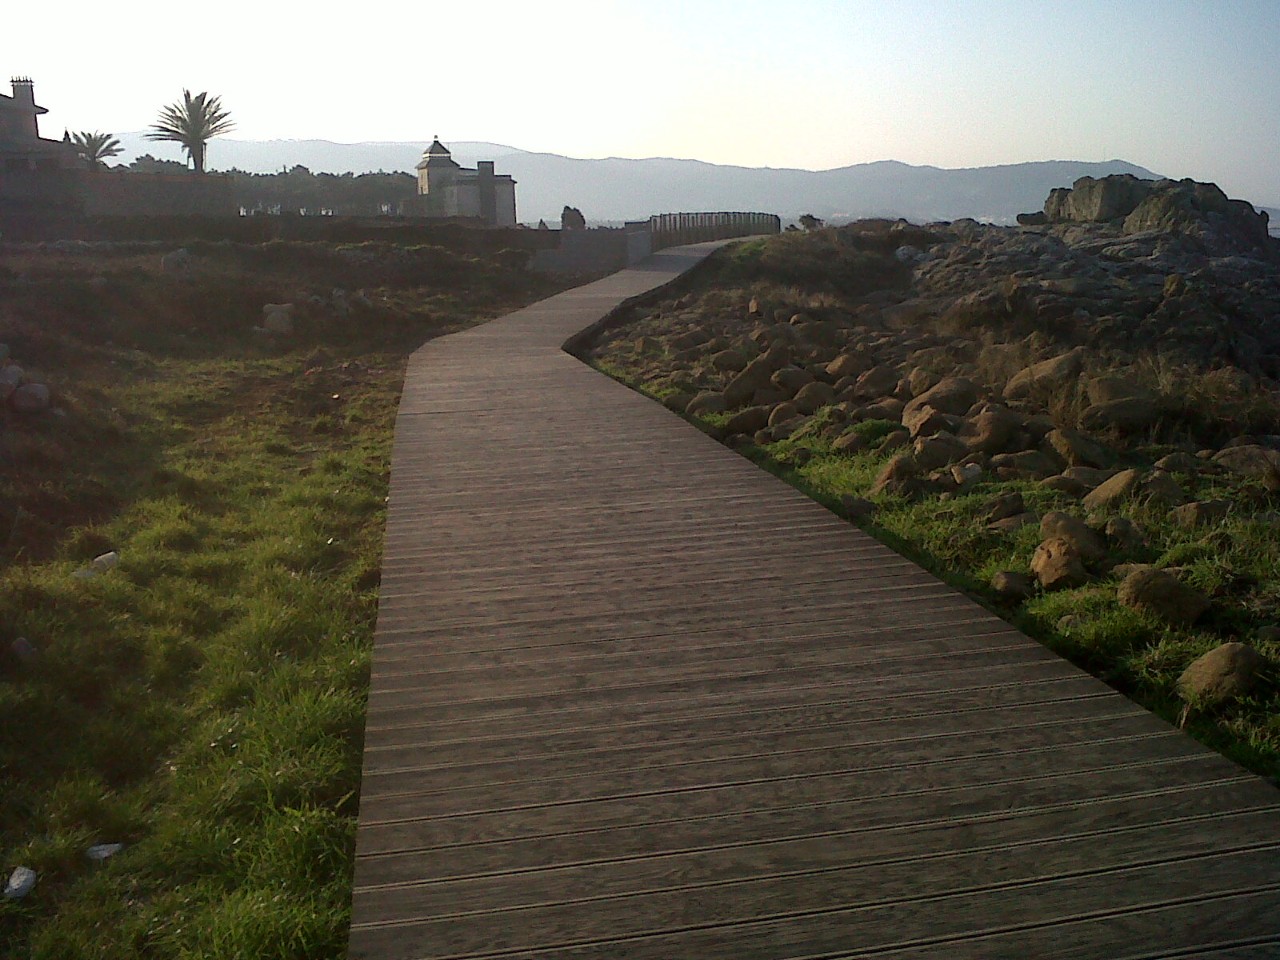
left=412, top=138, right=516, bottom=226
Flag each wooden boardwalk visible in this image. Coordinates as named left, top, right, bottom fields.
left=349, top=244, right=1280, bottom=959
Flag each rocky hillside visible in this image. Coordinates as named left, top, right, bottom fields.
left=585, top=174, right=1280, bottom=779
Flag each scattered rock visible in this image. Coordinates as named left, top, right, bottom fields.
left=160, top=248, right=190, bottom=273
left=9, top=382, right=50, bottom=414
left=1171, top=499, right=1231, bottom=528
left=4, top=866, right=36, bottom=899
left=826, top=352, right=868, bottom=379
left=902, top=404, right=959, bottom=439
left=1177, top=642, right=1269, bottom=705
left=1046, top=428, right=1111, bottom=468
left=725, top=405, right=771, bottom=435
left=1105, top=516, right=1145, bottom=552
left=261, top=302, right=295, bottom=336
left=912, top=433, right=968, bottom=470
left=1212, top=445, right=1280, bottom=491
left=1082, top=468, right=1143, bottom=512
left=1031, top=537, right=1088, bottom=590
left=1040, top=474, right=1088, bottom=496
left=958, top=406, right=1021, bottom=454
left=841, top=495, right=877, bottom=521
left=1039, top=511, right=1107, bottom=563
left=1080, top=396, right=1162, bottom=433
left=877, top=429, right=910, bottom=453
left=686, top=392, right=727, bottom=416
left=1255, top=625, right=1280, bottom=644
left=1117, top=568, right=1210, bottom=624
left=831, top=430, right=865, bottom=455
left=792, top=380, right=836, bottom=414
left=1140, top=470, right=1187, bottom=505
left=902, top=376, right=979, bottom=419
left=1155, top=452, right=1201, bottom=474
left=853, top=364, right=900, bottom=399
left=951, top=462, right=982, bottom=485
left=988, top=512, right=1037, bottom=534
left=85, top=843, right=124, bottom=862
left=1086, top=374, right=1153, bottom=405
left=1003, top=348, right=1085, bottom=400
left=986, top=492, right=1027, bottom=524
left=991, top=571, right=1035, bottom=601
left=869, top=453, right=927, bottom=498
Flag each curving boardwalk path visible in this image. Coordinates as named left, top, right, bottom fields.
left=348, top=243, right=1280, bottom=959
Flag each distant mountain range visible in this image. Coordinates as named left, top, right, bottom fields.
left=109, top=134, right=1212, bottom=226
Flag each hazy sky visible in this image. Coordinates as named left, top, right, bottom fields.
left=5, top=0, right=1278, bottom=204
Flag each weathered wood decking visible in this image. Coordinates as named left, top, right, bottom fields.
left=349, top=244, right=1280, bottom=959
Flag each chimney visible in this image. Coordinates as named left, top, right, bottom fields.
left=11, top=77, right=35, bottom=106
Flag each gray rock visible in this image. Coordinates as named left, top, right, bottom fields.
left=1177, top=642, right=1269, bottom=705
left=1040, top=475, right=1088, bottom=496
left=1254, top=625, right=1280, bottom=644
left=4, top=866, right=36, bottom=899
left=9, top=382, right=50, bottom=414
left=1117, top=568, right=1210, bottom=624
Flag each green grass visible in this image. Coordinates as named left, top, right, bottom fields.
left=0, top=243, right=564, bottom=957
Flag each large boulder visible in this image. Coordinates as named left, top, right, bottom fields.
left=1044, top=175, right=1156, bottom=223
left=1117, top=568, right=1210, bottom=624
left=1177, top=643, right=1269, bottom=705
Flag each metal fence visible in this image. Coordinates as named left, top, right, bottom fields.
left=649, top=211, right=780, bottom=250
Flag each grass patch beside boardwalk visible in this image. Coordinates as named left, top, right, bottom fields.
left=0, top=242, right=563, bottom=958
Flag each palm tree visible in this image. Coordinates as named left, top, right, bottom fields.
left=145, top=90, right=234, bottom=174
left=72, top=131, right=123, bottom=166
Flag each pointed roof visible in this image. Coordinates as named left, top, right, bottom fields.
left=416, top=137, right=461, bottom=171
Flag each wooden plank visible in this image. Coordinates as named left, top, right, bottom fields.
left=349, top=243, right=1280, bottom=959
